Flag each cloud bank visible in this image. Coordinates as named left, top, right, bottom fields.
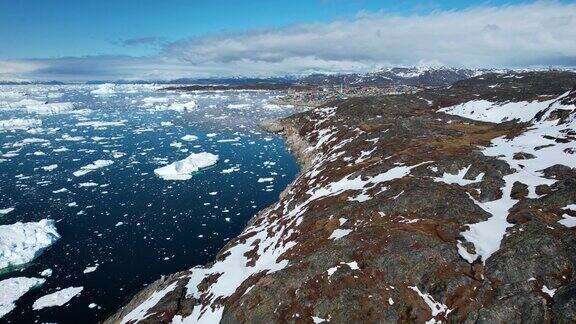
left=2, top=2, right=575, bottom=80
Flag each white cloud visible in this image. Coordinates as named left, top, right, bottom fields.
left=1, top=2, right=575, bottom=80
left=166, top=2, right=576, bottom=69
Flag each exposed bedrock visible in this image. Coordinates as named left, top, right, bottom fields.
left=107, top=71, right=576, bottom=323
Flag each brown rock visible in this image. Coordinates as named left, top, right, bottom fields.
left=510, top=181, right=529, bottom=199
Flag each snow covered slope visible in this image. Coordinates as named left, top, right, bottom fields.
left=108, top=71, right=576, bottom=324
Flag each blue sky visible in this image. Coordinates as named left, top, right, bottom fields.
left=0, top=0, right=545, bottom=58
left=0, top=1, right=574, bottom=80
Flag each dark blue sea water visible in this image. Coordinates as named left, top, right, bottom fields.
left=0, top=84, right=301, bottom=323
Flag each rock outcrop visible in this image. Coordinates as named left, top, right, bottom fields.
left=106, top=71, right=576, bottom=323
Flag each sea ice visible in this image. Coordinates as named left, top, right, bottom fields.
left=0, top=119, right=42, bottom=131
left=73, top=160, right=114, bottom=177
left=168, top=100, right=196, bottom=111
left=91, top=84, right=116, bottom=95
left=0, top=219, right=60, bottom=270
left=181, top=135, right=198, bottom=141
left=24, top=101, right=76, bottom=115
left=0, top=207, right=15, bottom=215
left=0, top=277, right=45, bottom=318
left=32, top=286, right=84, bottom=310
left=83, top=264, right=99, bottom=274
left=75, top=120, right=126, bottom=128
left=41, top=164, right=58, bottom=172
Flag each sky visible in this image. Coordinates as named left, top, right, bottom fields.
left=0, top=0, right=575, bottom=80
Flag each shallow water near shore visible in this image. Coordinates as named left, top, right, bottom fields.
left=0, top=84, right=302, bottom=323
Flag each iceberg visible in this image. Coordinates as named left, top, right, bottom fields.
left=154, top=152, right=219, bottom=181
left=0, top=119, right=42, bottom=131
left=168, top=100, right=196, bottom=112
left=0, top=277, right=45, bottom=318
left=25, top=101, right=76, bottom=115
left=0, top=207, right=15, bottom=215
left=0, top=219, right=60, bottom=271
left=91, top=83, right=116, bottom=95
left=32, top=286, right=83, bottom=310
left=73, top=160, right=114, bottom=177
left=181, top=134, right=198, bottom=141
left=75, top=120, right=126, bottom=128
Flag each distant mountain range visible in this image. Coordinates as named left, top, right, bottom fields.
left=1, top=67, right=572, bottom=87
left=297, top=67, right=488, bottom=87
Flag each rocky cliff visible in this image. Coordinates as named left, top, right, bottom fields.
left=106, top=71, right=576, bottom=323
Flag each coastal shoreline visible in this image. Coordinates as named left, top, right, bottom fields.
left=107, top=71, right=576, bottom=323
left=104, top=111, right=315, bottom=323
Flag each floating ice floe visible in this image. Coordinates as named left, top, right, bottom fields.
left=0, top=219, right=60, bottom=271
left=32, top=286, right=84, bottom=310
left=78, top=182, right=99, bottom=187
left=40, top=269, right=53, bottom=277
left=75, top=120, right=126, bottom=128
left=24, top=100, right=76, bottom=115
left=0, top=119, right=42, bottom=131
left=83, top=264, right=99, bottom=274
left=168, top=100, right=196, bottom=112
left=0, top=277, right=45, bottom=318
left=41, top=164, right=58, bottom=172
left=221, top=166, right=240, bottom=174
left=91, top=83, right=116, bottom=95
left=141, top=97, right=169, bottom=107
left=227, top=103, right=250, bottom=109
left=216, top=137, right=240, bottom=143
left=0, top=207, right=15, bottom=216
left=73, top=160, right=114, bottom=177
left=154, top=152, right=219, bottom=181
left=181, top=135, right=198, bottom=141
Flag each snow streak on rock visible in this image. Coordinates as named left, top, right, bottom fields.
left=441, top=90, right=576, bottom=263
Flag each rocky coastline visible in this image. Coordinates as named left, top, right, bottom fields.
left=107, top=71, right=576, bottom=323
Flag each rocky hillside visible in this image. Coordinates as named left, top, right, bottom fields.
left=106, top=71, right=576, bottom=323
left=298, top=67, right=485, bottom=88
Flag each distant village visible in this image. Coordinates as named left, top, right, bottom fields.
left=272, top=84, right=422, bottom=107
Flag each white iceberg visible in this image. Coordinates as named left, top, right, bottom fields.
left=142, top=97, right=169, bottom=107
left=168, top=100, right=196, bottom=112
left=181, top=134, right=198, bottom=141
left=0, top=119, right=42, bottom=131
left=75, top=120, right=126, bottom=128
left=154, top=152, right=219, bottom=181
left=24, top=100, right=76, bottom=115
left=0, top=219, right=60, bottom=270
left=32, top=286, right=83, bottom=310
left=73, top=160, right=114, bottom=177
left=91, top=83, right=116, bottom=95
left=41, top=164, right=58, bottom=172
left=0, top=208, right=15, bottom=216
left=0, top=277, right=45, bottom=318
